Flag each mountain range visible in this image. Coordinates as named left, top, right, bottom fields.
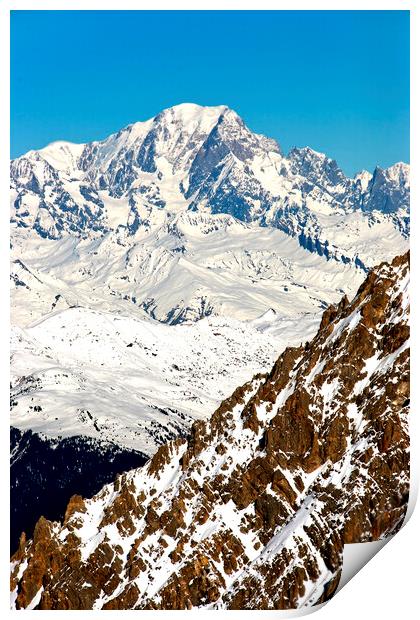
left=10, top=103, right=410, bottom=571
left=11, top=103, right=409, bottom=267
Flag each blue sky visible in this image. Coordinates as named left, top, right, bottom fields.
left=11, top=10, right=409, bottom=175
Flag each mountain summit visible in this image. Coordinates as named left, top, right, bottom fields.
left=11, top=104, right=409, bottom=268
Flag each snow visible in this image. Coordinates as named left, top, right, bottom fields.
left=346, top=402, right=366, bottom=434
left=38, top=141, right=85, bottom=176
left=325, top=309, right=361, bottom=346
left=11, top=210, right=365, bottom=328
left=353, top=340, right=409, bottom=398
left=354, top=170, right=372, bottom=190
left=26, top=587, right=44, bottom=610
left=305, top=358, right=326, bottom=386
left=385, top=162, right=409, bottom=185
left=10, top=307, right=290, bottom=454
left=320, top=377, right=340, bottom=407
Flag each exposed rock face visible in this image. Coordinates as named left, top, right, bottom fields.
left=10, top=252, right=410, bottom=610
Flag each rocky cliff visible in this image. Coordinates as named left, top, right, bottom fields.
left=10, top=252, right=410, bottom=610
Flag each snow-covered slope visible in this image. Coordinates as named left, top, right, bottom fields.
left=10, top=203, right=367, bottom=457
left=11, top=103, right=409, bottom=269
left=11, top=306, right=320, bottom=456
left=11, top=252, right=410, bottom=610
left=11, top=210, right=365, bottom=328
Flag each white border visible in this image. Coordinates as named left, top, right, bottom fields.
left=1, top=2, right=417, bottom=618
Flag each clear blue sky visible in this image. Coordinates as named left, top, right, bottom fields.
left=11, top=10, right=409, bottom=176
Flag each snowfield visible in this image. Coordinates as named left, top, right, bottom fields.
left=11, top=305, right=320, bottom=455
left=11, top=209, right=366, bottom=327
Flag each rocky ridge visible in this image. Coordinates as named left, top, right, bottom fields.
left=10, top=252, right=410, bottom=610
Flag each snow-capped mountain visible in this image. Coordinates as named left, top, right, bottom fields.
left=11, top=103, right=409, bottom=268
left=9, top=103, right=410, bottom=561
left=10, top=103, right=409, bottom=336
left=11, top=252, right=409, bottom=610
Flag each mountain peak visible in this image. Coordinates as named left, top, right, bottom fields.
left=159, top=102, right=229, bottom=119
left=288, top=145, right=345, bottom=189
left=289, top=145, right=328, bottom=160
left=384, top=161, right=410, bottom=184
left=10, top=103, right=409, bottom=256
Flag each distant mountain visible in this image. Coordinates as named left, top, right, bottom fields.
left=11, top=103, right=409, bottom=268
left=11, top=252, right=410, bottom=610
left=10, top=103, right=409, bottom=331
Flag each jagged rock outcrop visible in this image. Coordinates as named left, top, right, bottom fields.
left=10, top=252, right=410, bottom=610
